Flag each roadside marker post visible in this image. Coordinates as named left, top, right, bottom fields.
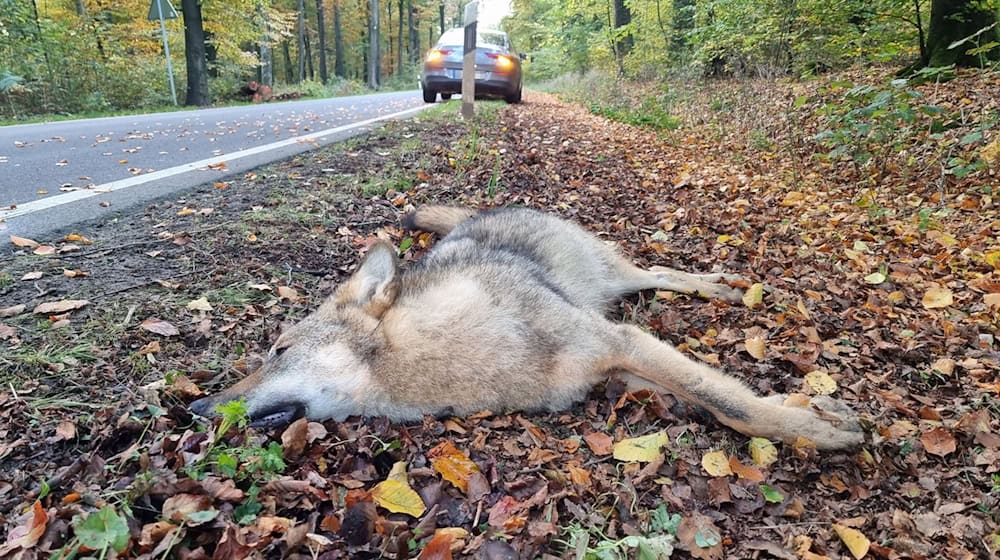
left=461, top=1, right=478, bottom=119
left=148, top=0, right=179, bottom=106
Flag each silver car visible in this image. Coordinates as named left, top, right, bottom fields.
left=421, top=28, right=523, bottom=104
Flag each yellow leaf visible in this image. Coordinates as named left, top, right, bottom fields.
left=863, top=271, right=885, bottom=284
left=371, top=479, right=426, bottom=517
left=177, top=207, right=196, bottom=216
left=887, top=291, right=905, bottom=304
left=742, top=283, right=764, bottom=308
left=984, top=251, right=1000, bottom=270
left=832, top=524, right=871, bottom=560
left=745, top=336, right=766, bottom=360
left=748, top=437, right=778, bottom=467
left=701, top=450, right=733, bottom=476
left=387, top=461, right=409, bottom=483
left=612, top=431, right=668, bottom=463
left=780, top=191, right=805, bottom=206
left=984, top=293, right=1000, bottom=311
left=921, top=287, right=953, bottom=309
left=186, top=297, right=213, bottom=312
left=804, top=370, right=837, bottom=395
left=429, top=441, right=480, bottom=493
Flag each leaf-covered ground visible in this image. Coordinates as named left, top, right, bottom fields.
left=1, top=71, right=998, bottom=559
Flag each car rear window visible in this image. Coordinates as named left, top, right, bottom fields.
left=435, top=28, right=508, bottom=49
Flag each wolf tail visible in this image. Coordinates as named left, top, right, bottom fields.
left=401, top=206, right=477, bottom=235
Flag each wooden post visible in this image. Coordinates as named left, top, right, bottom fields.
left=461, top=1, right=477, bottom=119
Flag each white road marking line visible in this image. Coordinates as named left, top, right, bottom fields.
left=1, top=104, right=431, bottom=220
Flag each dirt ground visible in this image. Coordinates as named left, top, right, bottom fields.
left=0, top=80, right=998, bottom=560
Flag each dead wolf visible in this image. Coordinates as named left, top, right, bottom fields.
left=190, top=206, right=863, bottom=450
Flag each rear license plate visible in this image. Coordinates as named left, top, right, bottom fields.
left=474, top=71, right=488, bottom=80
left=447, top=69, right=461, bottom=79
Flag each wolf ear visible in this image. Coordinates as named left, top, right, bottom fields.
left=334, top=241, right=400, bottom=317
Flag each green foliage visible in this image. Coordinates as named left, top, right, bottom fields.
left=507, top=0, right=933, bottom=79
left=185, top=398, right=286, bottom=483
left=71, top=507, right=131, bottom=555
left=812, top=74, right=994, bottom=188
left=556, top=504, right=680, bottom=559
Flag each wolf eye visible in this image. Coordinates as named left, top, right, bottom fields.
left=273, top=345, right=288, bottom=357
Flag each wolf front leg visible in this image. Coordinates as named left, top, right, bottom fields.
left=610, top=325, right=864, bottom=450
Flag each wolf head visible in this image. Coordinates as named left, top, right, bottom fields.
left=188, top=242, right=399, bottom=428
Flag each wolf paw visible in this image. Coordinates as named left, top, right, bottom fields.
left=766, top=394, right=864, bottom=450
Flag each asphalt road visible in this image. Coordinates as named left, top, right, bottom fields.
left=0, top=90, right=430, bottom=237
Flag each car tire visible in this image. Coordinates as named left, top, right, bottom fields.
left=441, top=93, right=452, bottom=100
left=422, top=88, right=437, bottom=103
left=505, top=87, right=522, bottom=104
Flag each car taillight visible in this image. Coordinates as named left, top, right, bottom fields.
left=486, top=53, right=514, bottom=70
left=425, top=49, right=452, bottom=64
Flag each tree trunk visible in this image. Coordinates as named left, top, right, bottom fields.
left=439, top=2, right=445, bottom=35
left=924, top=0, right=999, bottom=67
left=368, top=0, right=380, bottom=88
left=397, top=0, right=404, bottom=73
left=613, top=0, right=633, bottom=56
left=409, top=1, right=419, bottom=64
left=282, top=40, right=294, bottom=83
left=181, top=0, right=210, bottom=106
left=297, top=0, right=306, bottom=83
left=333, top=0, right=345, bottom=77
left=316, top=0, right=328, bottom=83
left=304, top=30, right=315, bottom=80
left=259, top=2, right=273, bottom=86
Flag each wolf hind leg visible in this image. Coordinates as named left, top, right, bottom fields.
left=608, top=324, right=863, bottom=450
left=607, top=259, right=746, bottom=302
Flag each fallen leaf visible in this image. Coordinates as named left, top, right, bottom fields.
left=0, top=304, right=25, bottom=318
left=33, top=245, right=55, bottom=255
left=921, top=287, right=953, bottom=309
left=832, top=523, right=871, bottom=560
left=277, top=286, right=300, bottom=302
left=759, top=483, right=784, bottom=503
left=33, top=299, right=89, bottom=314
left=803, top=370, right=837, bottom=395
left=613, top=431, right=668, bottom=463
left=583, top=432, right=613, bottom=455
left=748, top=437, right=778, bottom=467
left=141, top=318, right=179, bottom=337
left=728, top=456, right=765, bottom=482
left=745, top=335, right=766, bottom=360
left=984, top=293, right=1000, bottom=311
left=428, top=441, right=480, bottom=493
left=63, top=233, right=92, bottom=244
left=371, top=478, right=426, bottom=517
left=186, top=297, right=213, bottom=312
left=281, top=417, right=309, bottom=458
left=21, top=271, right=43, bottom=280
left=920, top=427, right=956, bottom=457
left=10, top=235, right=39, bottom=248
left=419, top=531, right=454, bottom=560
left=863, top=271, right=886, bottom=284
left=742, top=283, right=764, bottom=308
left=177, top=208, right=195, bottom=216
left=55, top=421, right=76, bottom=440
left=677, top=512, right=723, bottom=560
left=162, top=494, right=214, bottom=524
left=701, top=450, right=733, bottom=476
